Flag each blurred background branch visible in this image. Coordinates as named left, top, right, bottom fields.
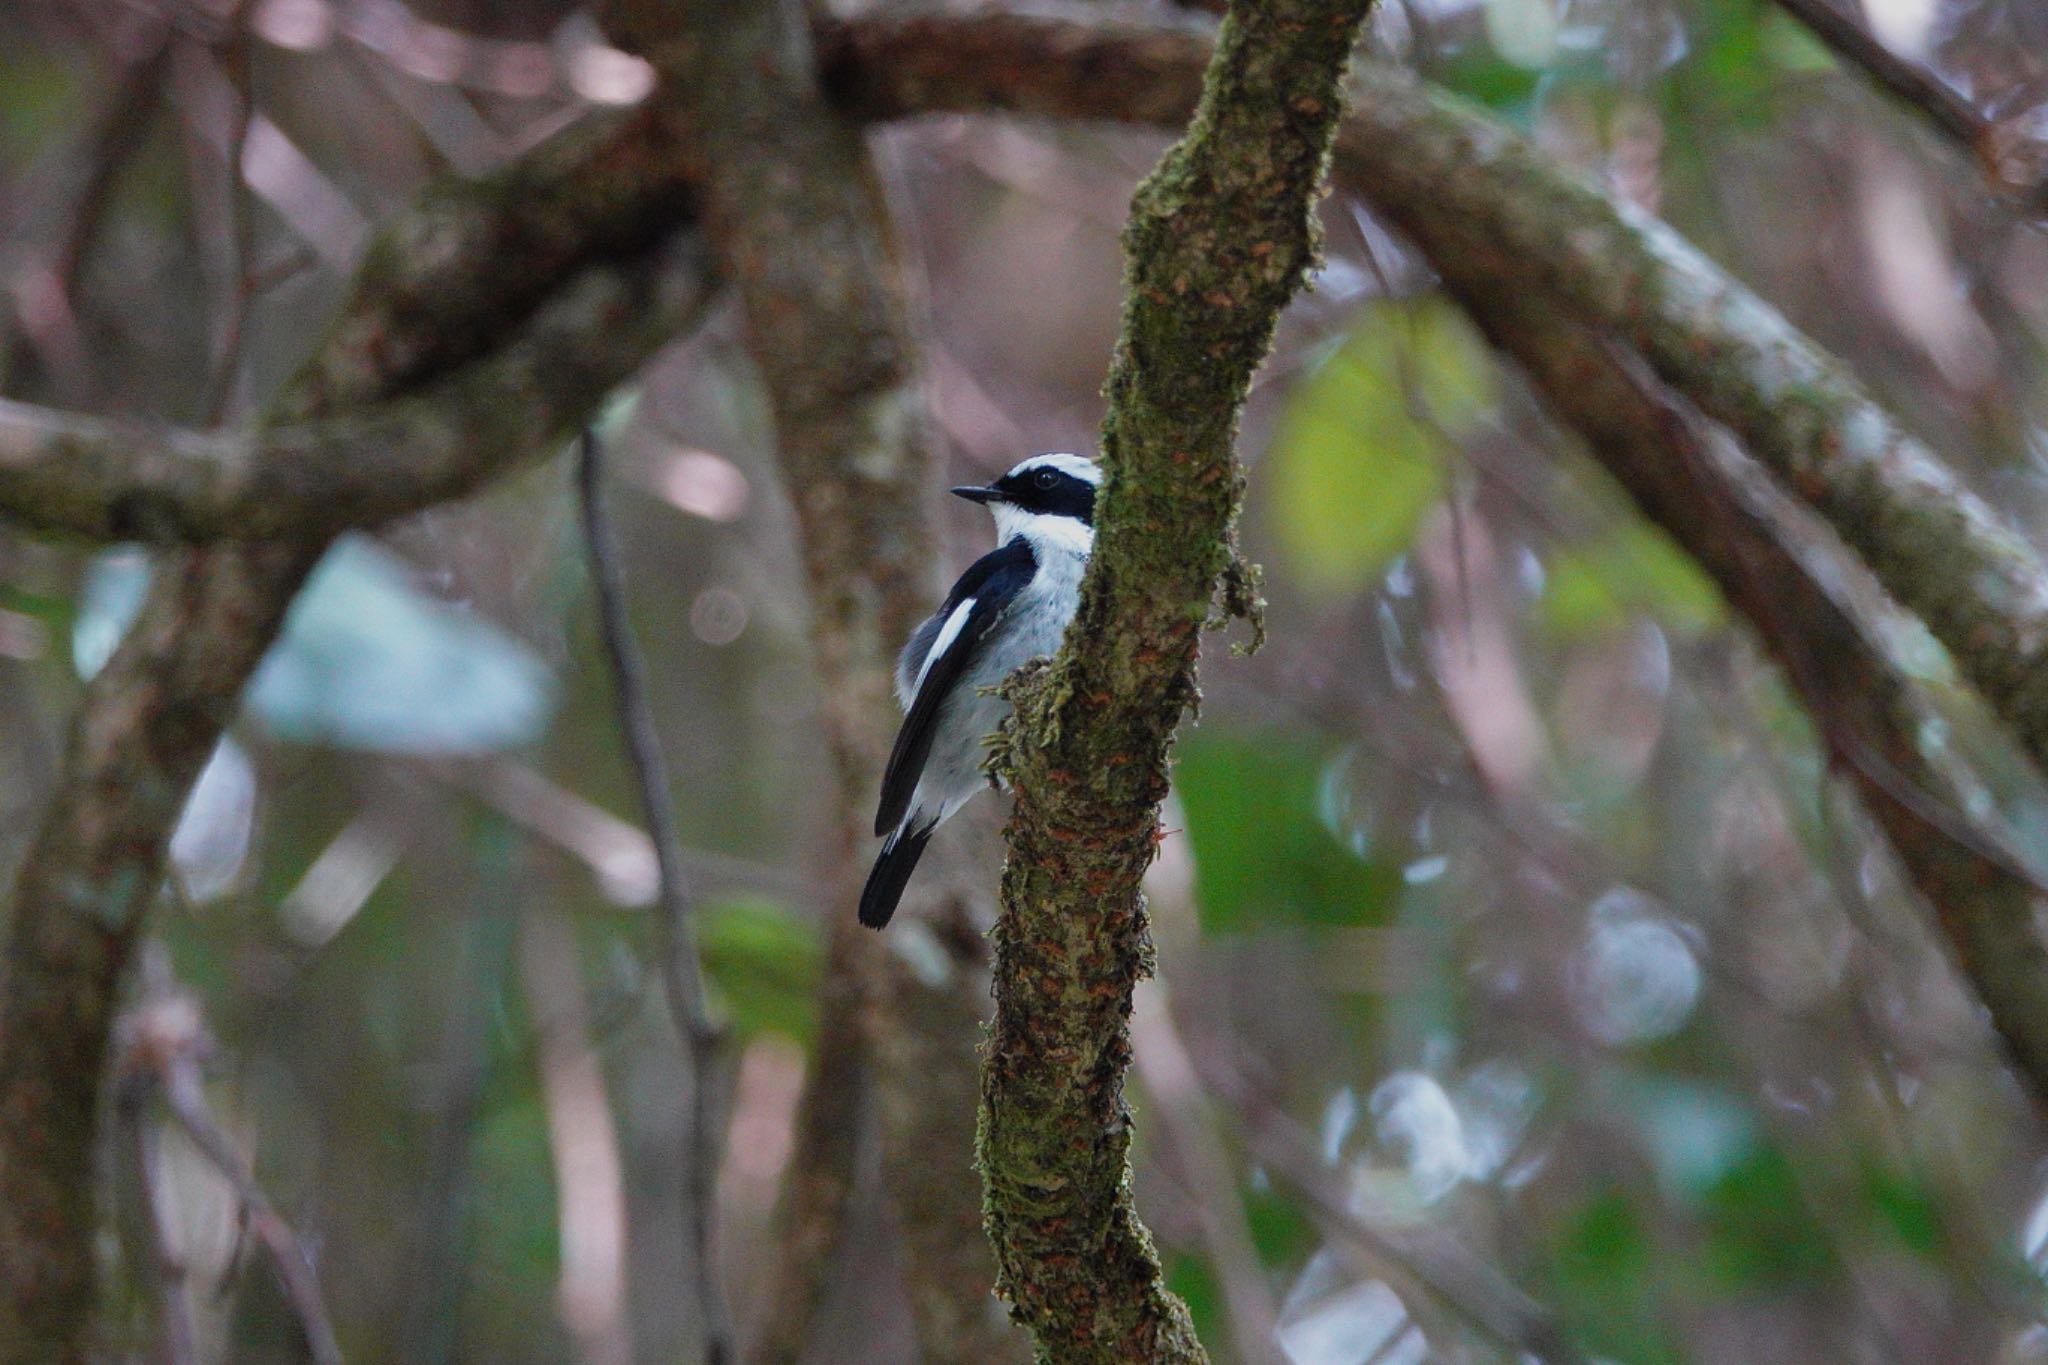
left=603, top=0, right=1022, bottom=1360
left=0, top=8, right=711, bottom=1348
left=113, top=951, right=345, bottom=1365
left=814, top=0, right=2048, bottom=1107
left=1770, top=0, right=2048, bottom=211
left=576, top=429, right=731, bottom=1364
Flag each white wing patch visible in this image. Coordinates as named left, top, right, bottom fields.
left=911, top=598, right=976, bottom=700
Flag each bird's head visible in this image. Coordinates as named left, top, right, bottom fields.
left=951, top=453, right=1100, bottom=549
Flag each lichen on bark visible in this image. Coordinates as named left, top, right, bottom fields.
left=975, top=3, right=1374, bottom=1361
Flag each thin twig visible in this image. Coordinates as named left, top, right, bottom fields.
left=115, top=953, right=345, bottom=1365
left=1770, top=0, right=2047, bottom=211
left=1773, top=0, right=1982, bottom=146
left=203, top=12, right=259, bottom=425
left=574, top=427, right=733, bottom=1365
left=1129, top=986, right=1287, bottom=1365
left=157, top=1068, right=344, bottom=1365
left=118, top=1082, right=198, bottom=1365
left=0, top=24, right=171, bottom=396
left=1212, top=1074, right=1591, bottom=1365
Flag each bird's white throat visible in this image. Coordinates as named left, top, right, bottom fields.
left=993, top=503, right=1093, bottom=557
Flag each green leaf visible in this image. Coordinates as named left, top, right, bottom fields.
left=1551, top=1190, right=1685, bottom=1365
left=1863, top=1162, right=1944, bottom=1258
left=1664, top=0, right=1799, bottom=129
left=1163, top=1254, right=1222, bottom=1350
left=1760, top=9, right=1838, bottom=71
left=699, top=897, right=822, bottom=1043
left=1432, top=52, right=1545, bottom=120
left=1245, top=1177, right=1317, bottom=1270
left=1174, top=732, right=1399, bottom=933
left=1541, top=519, right=1725, bottom=637
left=1700, top=1145, right=1836, bottom=1289
left=1560, top=1188, right=1652, bottom=1284
left=1266, top=298, right=1494, bottom=598
left=471, top=1091, right=562, bottom=1281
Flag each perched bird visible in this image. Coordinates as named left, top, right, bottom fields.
left=858, top=453, right=1100, bottom=928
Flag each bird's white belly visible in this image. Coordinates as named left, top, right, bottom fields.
left=910, top=546, right=1084, bottom=824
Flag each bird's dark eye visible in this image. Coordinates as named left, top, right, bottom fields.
left=1033, top=470, right=1059, bottom=490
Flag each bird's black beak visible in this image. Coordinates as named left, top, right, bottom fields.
left=950, top=485, right=1004, bottom=505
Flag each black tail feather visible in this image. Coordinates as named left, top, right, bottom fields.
left=859, top=821, right=935, bottom=929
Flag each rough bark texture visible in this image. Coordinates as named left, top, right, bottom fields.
left=602, top=1, right=1023, bottom=1360
left=8, top=1, right=2048, bottom=1352
left=822, top=4, right=2048, bottom=788
left=818, top=7, right=1213, bottom=129
left=975, top=3, right=1372, bottom=1361
left=0, top=113, right=708, bottom=1365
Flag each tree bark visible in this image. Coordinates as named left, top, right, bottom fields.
left=976, top=3, right=1373, bottom=1361
left=1474, top=302, right=2048, bottom=1104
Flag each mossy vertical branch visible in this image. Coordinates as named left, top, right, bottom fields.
left=975, top=3, right=1373, bottom=1362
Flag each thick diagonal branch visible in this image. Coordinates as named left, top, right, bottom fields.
left=1325, top=65, right=2048, bottom=778
left=0, top=251, right=703, bottom=542
left=1769, top=0, right=2048, bottom=212
left=976, top=3, right=1371, bottom=1361
left=1479, top=301, right=2048, bottom=1101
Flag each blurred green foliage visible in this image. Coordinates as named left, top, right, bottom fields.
left=1541, top=518, right=1726, bottom=638
left=699, top=896, right=822, bottom=1044
left=5, top=0, right=2047, bottom=1356
left=1175, top=732, right=1399, bottom=934
left=1265, top=299, right=1494, bottom=599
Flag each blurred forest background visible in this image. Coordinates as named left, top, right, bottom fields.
left=4, top=0, right=2048, bottom=1362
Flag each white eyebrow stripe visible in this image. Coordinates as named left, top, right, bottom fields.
left=913, top=598, right=976, bottom=696
left=1006, top=452, right=1100, bottom=485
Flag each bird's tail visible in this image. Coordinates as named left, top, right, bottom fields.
left=859, top=819, right=936, bottom=929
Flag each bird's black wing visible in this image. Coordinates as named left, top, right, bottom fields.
left=874, top=538, right=1037, bottom=837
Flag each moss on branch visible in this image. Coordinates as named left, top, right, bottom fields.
left=1322, top=65, right=2048, bottom=777
left=821, top=2, right=2048, bottom=787
left=975, top=3, right=1372, bottom=1361
left=0, top=252, right=705, bottom=543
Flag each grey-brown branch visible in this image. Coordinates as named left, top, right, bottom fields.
left=974, top=2, right=1372, bottom=1361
